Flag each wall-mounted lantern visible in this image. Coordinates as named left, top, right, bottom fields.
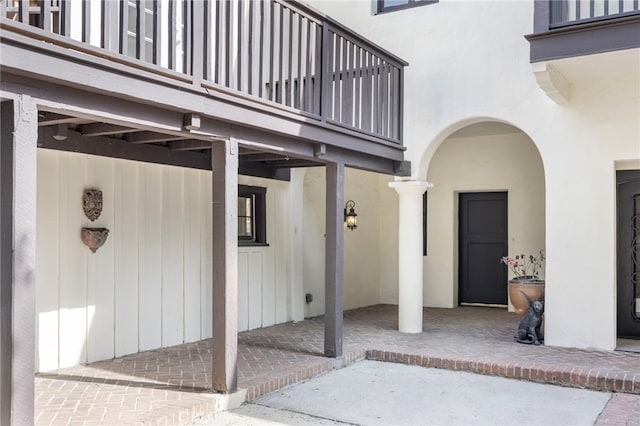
left=344, top=200, right=358, bottom=231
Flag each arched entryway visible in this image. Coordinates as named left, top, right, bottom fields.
left=421, top=121, right=545, bottom=311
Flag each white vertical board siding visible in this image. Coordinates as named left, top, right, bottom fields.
left=57, top=153, right=88, bottom=368
left=161, top=167, right=184, bottom=347
left=237, top=176, right=293, bottom=329
left=248, top=252, right=264, bottom=330
left=114, top=162, right=139, bottom=357
left=261, top=184, right=277, bottom=327
left=138, top=163, right=163, bottom=351
left=273, top=182, right=290, bottom=324
left=35, top=153, right=293, bottom=371
left=200, top=174, right=213, bottom=339
left=35, top=150, right=60, bottom=372
left=183, top=170, right=202, bottom=343
left=237, top=252, right=250, bottom=332
left=261, top=248, right=276, bottom=327
left=85, top=156, right=115, bottom=363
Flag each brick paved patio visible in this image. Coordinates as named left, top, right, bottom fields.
left=35, top=305, right=640, bottom=425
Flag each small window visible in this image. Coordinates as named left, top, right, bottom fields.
left=377, top=0, right=438, bottom=14
left=238, top=185, right=267, bottom=246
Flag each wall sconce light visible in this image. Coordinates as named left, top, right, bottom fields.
left=344, top=200, right=358, bottom=231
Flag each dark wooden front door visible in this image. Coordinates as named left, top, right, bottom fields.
left=617, top=171, right=640, bottom=339
left=459, top=192, right=508, bottom=305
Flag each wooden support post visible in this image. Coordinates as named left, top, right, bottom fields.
left=211, top=138, right=238, bottom=393
left=324, top=162, right=344, bottom=364
left=0, top=96, right=38, bottom=426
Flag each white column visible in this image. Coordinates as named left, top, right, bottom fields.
left=389, top=180, right=431, bottom=333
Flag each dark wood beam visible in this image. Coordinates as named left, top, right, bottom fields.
left=126, top=131, right=190, bottom=144
left=39, top=127, right=291, bottom=181
left=262, top=159, right=319, bottom=168
left=211, top=138, right=239, bottom=394
left=324, top=162, right=344, bottom=364
left=238, top=148, right=262, bottom=155
left=38, top=112, right=90, bottom=126
left=78, top=123, right=139, bottom=137
left=1, top=97, right=37, bottom=426
left=238, top=153, right=287, bottom=162
left=169, top=140, right=214, bottom=151
left=38, top=127, right=211, bottom=170
left=238, top=162, right=290, bottom=181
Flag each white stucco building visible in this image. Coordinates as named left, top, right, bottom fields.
left=307, top=0, right=640, bottom=351
left=1, top=1, right=638, bottom=423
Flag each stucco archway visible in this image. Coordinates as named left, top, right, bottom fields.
left=420, top=121, right=546, bottom=310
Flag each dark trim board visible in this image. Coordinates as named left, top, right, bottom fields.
left=527, top=14, right=640, bottom=62
left=376, top=0, right=438, bottom=15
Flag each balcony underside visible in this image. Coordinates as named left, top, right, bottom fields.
left=2, top=72, right=409, bottom=179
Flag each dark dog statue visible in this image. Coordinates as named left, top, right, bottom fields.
left=515, top=294, right=544, bottom=345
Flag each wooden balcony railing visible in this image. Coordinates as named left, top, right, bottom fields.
left=548, top=0, right=640, bottom=28
left=1, top=0, right=407, bottom=143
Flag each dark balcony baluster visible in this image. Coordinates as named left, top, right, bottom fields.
left=1, top=0, right=405, bottom=143
left=549, top=0, right=640, bottom=27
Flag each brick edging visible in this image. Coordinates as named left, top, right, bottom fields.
left=243, top=347, right=638, bottom=405
left=244, top=349, right=367, bottom=401
left=365, top=349, right=640, bottom=395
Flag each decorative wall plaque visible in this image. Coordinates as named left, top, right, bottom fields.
left=82, top=189, right=103, bottom=221
left=81, top=228, right=110, bottom=253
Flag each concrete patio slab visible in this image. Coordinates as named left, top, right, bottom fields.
left=202, top=360, right=611, bottom=426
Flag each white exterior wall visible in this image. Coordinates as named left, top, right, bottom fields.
left=35, top=150, right=294, bottom=371
left=311, top=0, right=640, bottom=350
left=33, top=1, right=638, bottom=357
left=302, top=167, right=385, bottom=318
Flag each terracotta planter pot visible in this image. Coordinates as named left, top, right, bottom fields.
left=508, top=278, right=545, bottom=317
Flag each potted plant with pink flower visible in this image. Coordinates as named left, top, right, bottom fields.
left=500, top=250, right=545, bottom=316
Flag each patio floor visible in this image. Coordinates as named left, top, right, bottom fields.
left=35, top=305, right=640, bottom=425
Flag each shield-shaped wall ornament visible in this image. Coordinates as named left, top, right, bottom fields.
left=82, top=189, right=103, bottom=221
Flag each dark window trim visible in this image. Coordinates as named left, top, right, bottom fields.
left=376, top=0, right=438, bottom=15
left=238, top=185, right=268, bottom=247
left=423, top=191, right=427, bottom=256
